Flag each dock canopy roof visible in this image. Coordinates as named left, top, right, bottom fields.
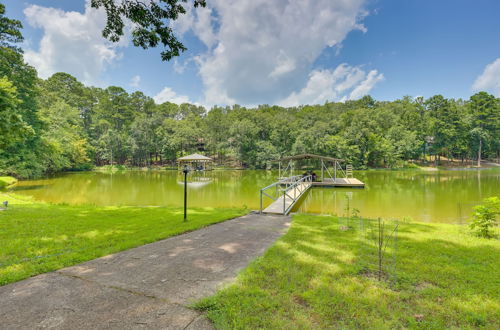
left=275, top=153, right=344, bottom=162
left=177, top=153, right=213, bottom=162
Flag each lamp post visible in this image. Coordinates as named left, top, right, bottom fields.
left=182, top=165, right=189, bottom=222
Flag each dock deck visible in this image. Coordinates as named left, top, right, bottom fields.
left=312, top=178, right=365, bottom=187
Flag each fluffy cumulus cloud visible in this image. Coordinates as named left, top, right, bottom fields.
left=153, top=87, right=192, bottom=105
left=280, top=64, right=384, bottom=106
left=23, top=0, right=383, bottom=106
left=472, top=58, right=500, bottom=96
left=175, top=0, right=382, bottom=106
left=23, top=1, right=125, bottom=85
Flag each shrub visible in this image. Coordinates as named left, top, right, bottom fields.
left=469, top=197, right=500, bottom=238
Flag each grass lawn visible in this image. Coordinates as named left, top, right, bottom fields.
left=0, top=191, right=246, bottom=286
left=195, top=214, right=500, bottom=329
left=0, top=176, right=17, bottom=189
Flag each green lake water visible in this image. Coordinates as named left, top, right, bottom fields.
left=11, top=169, right=500, bottom=223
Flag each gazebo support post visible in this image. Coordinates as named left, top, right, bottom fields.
left=321, top=159, right=324, bottom=182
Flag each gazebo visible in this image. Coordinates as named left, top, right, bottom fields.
left=177, top=153, right=213, bottom=171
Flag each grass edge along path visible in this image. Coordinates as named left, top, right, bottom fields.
left=195, top=214, right=500, bottom=329
left=0, top=190, right=246, bottom=285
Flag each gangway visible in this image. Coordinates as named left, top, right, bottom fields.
left=260, top=175, right=312, bottom=215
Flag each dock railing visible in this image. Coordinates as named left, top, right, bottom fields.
left=260, top=175, right=312, bottom=214
left=282, top=175, right=312, bottom=215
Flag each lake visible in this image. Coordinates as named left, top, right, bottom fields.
left=11, top=169, right=500, bottom=223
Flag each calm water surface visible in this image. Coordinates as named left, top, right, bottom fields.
left=12, top=169, right=500, bottom=223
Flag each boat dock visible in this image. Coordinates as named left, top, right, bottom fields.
left=260, top=154, right=365, bottom=215
left=260, top=175, right=365, bottom=215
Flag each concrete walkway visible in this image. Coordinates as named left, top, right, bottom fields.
left=0, top=213, right=290, bottom=329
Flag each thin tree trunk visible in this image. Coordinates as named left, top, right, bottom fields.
left=477, top=138, right=482, bottom=167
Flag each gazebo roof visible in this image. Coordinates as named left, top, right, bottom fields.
left=177, top=153, right=213, bottom=162
left=274, top=153, right=344, bottom=162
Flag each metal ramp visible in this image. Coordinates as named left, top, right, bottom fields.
left=260, top=175, right=312, bottom=215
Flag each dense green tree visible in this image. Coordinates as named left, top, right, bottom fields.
left=0, top=77, right=32, bottom=148
left=42, top=73, right=95, bottom=130
left=0, top=2, right=499, bottom=178
left=0, top=3, right=23, bottom=52
left=0, top=3, right=44, bottom=177
left=469, top=92, right=499, bottom=166
left=38, top=100, right=91, bottom=170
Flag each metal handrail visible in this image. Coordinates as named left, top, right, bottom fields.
left=260, top=175, right=302, bottom=192
left=278, top=175, right=303, bottom=184
left=335, top=161, right=347, bottom=178
left=282, top=175, right=312, bottom=215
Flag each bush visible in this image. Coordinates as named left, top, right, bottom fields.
left=469, top=197, right=500, bottom=238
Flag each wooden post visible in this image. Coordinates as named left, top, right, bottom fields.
left=334, top=161, right=337, bottom=181
left=477, top=138, right=482, bottom=167
left=278, top=161, right=281, bottom=179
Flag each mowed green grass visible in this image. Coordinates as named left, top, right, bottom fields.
left=196, top=214, right=500, bottom=329
left=0, top=176, right=17, bottom=189
left=0, top=191, right=246, bottom=285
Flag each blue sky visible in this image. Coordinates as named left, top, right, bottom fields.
left=4, top=0, right=500, bottom=107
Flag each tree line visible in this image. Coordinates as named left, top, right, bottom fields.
left=0, top=4, right=499, bottom=179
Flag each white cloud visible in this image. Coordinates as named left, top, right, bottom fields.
left=279, top=64, right=384, bottom=106
left=473, top=58, right=500, bottom=96
left=23, top=1, right=126, bottom=85
left=153, top=87, right=192, bottom=105
left=175, top=0, right=372, bottom=106
left=173, top=57, right=197, bottom=74
left=348, top=69, right=385, bottom=100
left=23, top=0, right=382, bottom=107
left=172, top=5, right=217, bottom=49
left=269, top=50, right=296, bottom=78
left=129, top=75, right=141, bottom=88
left=173, top=59, right=187, bottom=74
